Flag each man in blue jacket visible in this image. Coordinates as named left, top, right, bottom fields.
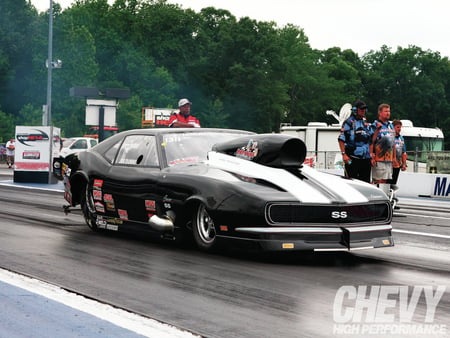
left=338, top=100, right=374, bottom=183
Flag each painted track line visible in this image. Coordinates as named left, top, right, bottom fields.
left=0, top=268, right=199, bottom=338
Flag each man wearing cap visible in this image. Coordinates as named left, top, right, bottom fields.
left=168, top=98, right=201, bottom=128
left=338, top=99, right=374, bottom=183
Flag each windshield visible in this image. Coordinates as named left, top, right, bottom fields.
left=162, top=131, right=251, bottom=166
left=62, top=138, right=75, bottom=148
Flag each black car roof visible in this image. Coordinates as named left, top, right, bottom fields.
left=93, top=128, right=254, bottom=154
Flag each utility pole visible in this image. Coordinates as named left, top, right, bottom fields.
left=46, top=0, right=53, bottom=127
left=47, top=0, right=54, bottom=184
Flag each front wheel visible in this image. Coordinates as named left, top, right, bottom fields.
left=80, top=181, right=98, bottom=231
left=192, top=203, right=217, bottom=251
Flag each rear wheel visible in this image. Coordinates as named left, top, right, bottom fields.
left=80, top=181, right=98, bottom=231
left=192, top=203, right=217, bottom=251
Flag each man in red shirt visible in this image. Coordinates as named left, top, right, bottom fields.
left=168, top=98, right=201, bottom=128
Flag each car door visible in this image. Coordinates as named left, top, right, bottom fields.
left=98, top=134, right=162, bottom=230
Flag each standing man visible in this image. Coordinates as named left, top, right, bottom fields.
left=388, top=119, right=407, bottom=185
left=338, top=99, right=373, bottom=183
left=371, top=103, right=396, bottom=185
left=5, top=138, right=15, bottom=169
left=168, top=98, right=201, bottom=128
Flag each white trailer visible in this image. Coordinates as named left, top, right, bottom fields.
left=279, top=122, right=341, bottom=168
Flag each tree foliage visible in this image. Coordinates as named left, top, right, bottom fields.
left=0, top=0, right=449, bottom=148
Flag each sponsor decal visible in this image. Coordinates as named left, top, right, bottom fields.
left=145, top=200, right=156, bottom=211
left=93, top=179, right=103, bottom=190
left=433, top=176, right=450, bottom=198
left=106, top=203, right=116, bottom=212
left=94, top=201, right=105, bottom=213
left=95, top=216, right=119, bottom=230
left=16, top=129, right=49, bottom=146
left=118, top=209, right=128, bottom=220
left=303, top=156, right=316, bottom=168
left=22, top=151, right=40, bottom=160
left=103, top=194, right=115, bottom=211
left=106, top=223, right=119, bottom=231
left=107, top=218, right=123, bottom=225
left=235, top=139, right=258, bottom=160
left=103, top=193, right=114, bottom=203
left=333, top=285, right=447, bottom=335
left=168, top=156, right=199, bottom=166
left=93, top=190, right=102, bottom=201
left=96, top=216, right=108, bottom=228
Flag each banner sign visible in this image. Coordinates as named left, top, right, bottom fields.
left=427, top=152, right=450, bottom=174
left=142, top=107, right=178, bottom=127
left=15, top=126, right=61, bottom=171
left=432, top=175, right=450, bottom=198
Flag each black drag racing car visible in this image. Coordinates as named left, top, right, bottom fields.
left=55, top=128, right=393, bottom=252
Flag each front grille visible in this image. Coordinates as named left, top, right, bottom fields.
left=266, top=202, right=391, bottom=225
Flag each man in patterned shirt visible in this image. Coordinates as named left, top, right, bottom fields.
left=388, top=119, right=407, bottom=185
left=371, top=104, right=396, bottom=185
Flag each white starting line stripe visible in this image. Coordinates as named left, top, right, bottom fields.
left=0, top=268, right=199, bottom=338
left=392, top=229, right=450, bottom=239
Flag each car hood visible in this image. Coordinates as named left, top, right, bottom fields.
left=206, top=151, right=387, bottom=204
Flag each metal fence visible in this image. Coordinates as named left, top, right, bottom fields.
left=304, top=150, right=450, bottom=174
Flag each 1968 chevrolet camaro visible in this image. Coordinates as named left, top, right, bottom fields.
left=54, top=128, right=393, bottom=252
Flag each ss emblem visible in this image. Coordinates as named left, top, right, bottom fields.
left=331, top=211, right=347, bottom=219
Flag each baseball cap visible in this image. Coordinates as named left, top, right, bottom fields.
left=353, top=99, right=367, bottom=110
left=178, top=98, right=192, bottom=107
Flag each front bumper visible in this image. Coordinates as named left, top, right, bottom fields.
left=219, top=224, right=394, bottom=252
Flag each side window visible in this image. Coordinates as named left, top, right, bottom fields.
left=90, top=139, right=98, bottom=147
left=115, top=135, right=159, bottom=167
left=104, top=141, right=121, bottom=163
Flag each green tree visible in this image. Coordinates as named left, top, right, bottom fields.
left=117, top=95, right=144, bottom=130
left=0, top=110, right=16, bottom=142
left=277, top=25, right=339, bottom=126
left=0, top=0, right=37, bottom=114
left=362, top=45, right=450, bottom=131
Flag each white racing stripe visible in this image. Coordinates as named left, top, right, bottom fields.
left=392, top=229, right=450, bottom=239
left=301, top=165, right=369, bottom=203
left=208, top=151, right=331, bottom=203
left=0, top=268, right=199, bottom=338
left=207, top=151, right=369, bottom=204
